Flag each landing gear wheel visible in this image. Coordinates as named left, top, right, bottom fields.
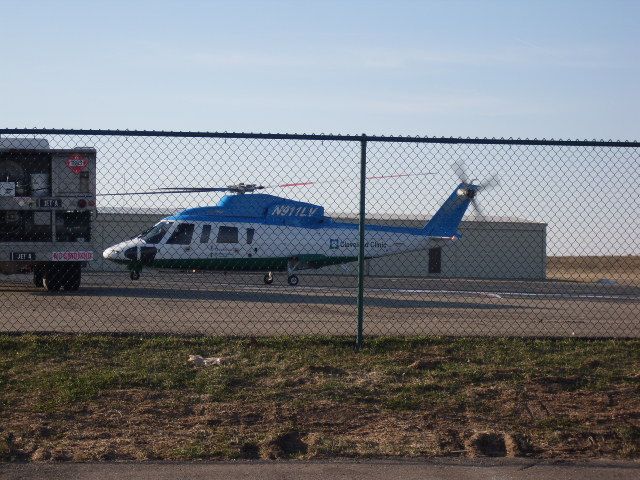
left=130, top=270, right=141, bottom=281
left=287, top=274, right=299, bottom=286
left=264, top=272, right=274, bottom=285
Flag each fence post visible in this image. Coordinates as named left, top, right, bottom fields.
left=356, top=134, right=367, bottom=349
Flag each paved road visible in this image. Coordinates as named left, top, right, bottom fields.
left=1, top=272, right=639, bottom=337
left=2, top=459, right=640, bottom=480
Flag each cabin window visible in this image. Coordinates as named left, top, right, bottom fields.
left=200, top=225, right=212, bottom=243
left=246, top=228, right=255, bottom=244
left=139, top=221, right=173, bottom=244
left=217, top=226, right=239, bottom=244
left=166, top=223, right=194, bottom=244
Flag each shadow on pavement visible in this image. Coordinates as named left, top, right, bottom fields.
left=32, top=286, right=537, bottom=311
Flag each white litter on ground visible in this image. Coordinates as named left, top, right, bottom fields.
left=188, top=354, right=226, bottom=367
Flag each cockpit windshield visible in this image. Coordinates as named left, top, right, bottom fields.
left=138, top=221, right=173, bottom=244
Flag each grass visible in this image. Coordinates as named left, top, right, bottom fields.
left=0, top=335, right=639, bottom=461
left=547, top=255, right=640, bottom=285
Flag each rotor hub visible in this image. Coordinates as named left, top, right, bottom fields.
left=226, top=183, right=265, bottom=194
left=457, top=186, right=477, bottom=199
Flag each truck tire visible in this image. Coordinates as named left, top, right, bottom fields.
left=63, top=263, right=82, bottom=291
left=33, top=268, right=44, bottom=288
left=43, top=265, right=62, bottom=292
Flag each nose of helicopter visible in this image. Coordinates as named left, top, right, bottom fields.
left=103, top=242, right=136, bottom=262
left=103, top=244, right=122, bottom=261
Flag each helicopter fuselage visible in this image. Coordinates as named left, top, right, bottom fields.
left=103, top=217, right=432, bottom=273
left=103, top=185, right=476, bottom=281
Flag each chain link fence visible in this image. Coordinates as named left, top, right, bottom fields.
left=0, top=129, right=638, bottom=339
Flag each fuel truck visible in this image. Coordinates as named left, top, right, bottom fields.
left=0, top=138, right=96, bottom=291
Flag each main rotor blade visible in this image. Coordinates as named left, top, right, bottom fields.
left=97, top=190, right=197, bottom=196
left=97, top=172, right=436, bottom=197
left=270, top=172, right=436, bottom=189
left=156, top=187, right=231, bottom=192
left=97, top=187, right=230, bottom=196
left=367, top=172, right=436, bottom=180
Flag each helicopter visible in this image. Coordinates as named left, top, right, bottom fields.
left=102, top=167, right=496, bottom=285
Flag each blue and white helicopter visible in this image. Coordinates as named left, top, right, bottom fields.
left=103, top=167, right=495, bottom=285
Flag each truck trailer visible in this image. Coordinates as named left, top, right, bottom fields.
left=0, top=138, right=96, bottom=291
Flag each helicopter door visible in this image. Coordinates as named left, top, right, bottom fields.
left=246, top=227, right=256, bottom=257
left=187, top=224, right=211, bottom=261
left=163, top=222, right=195, bottom=262
left=212, top=225, right=240, bottom=259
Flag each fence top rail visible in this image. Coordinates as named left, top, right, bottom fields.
left=1, top=128, right=639, bottom=147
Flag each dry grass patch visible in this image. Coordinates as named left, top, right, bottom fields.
left=548, top=255, right=640, bottom=285
left=0, top=335, right=639, bottom=461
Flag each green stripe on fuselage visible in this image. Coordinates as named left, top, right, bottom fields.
left=114, top=255, right=360, bottom=272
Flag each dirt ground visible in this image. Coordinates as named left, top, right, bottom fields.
left=548, top=256, right=640, bottom=286
left=5, top=386, right=639, bottom=462
left=1, top=336, right=639, bottom=462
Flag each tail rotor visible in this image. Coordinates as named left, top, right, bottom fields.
left=453, top=161, right=499, bottom=220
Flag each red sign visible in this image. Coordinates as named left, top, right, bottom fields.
left=51, top=251, right=94, bottom=261
left=66, top=154, right=89, bottom=174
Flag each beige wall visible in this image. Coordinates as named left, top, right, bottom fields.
left=368, top=221, right=546, bottom=279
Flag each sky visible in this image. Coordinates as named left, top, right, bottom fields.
left=1, top=0, right=639, bottom=256
left=1, top=0, right=639, bottom=139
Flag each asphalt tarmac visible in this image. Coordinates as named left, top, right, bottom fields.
left=2, top=459, right=639, bottom=480
left=1, top=272, right=639, bottom=337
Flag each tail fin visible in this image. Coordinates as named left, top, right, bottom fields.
left=423, top=183, right=477, bottom=239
